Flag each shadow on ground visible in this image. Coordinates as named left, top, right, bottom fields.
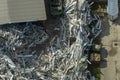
left=100, top=60, right=107, bottom=68
left=100, top=48, right=108, bottom=68
left=100, top=20, right=110, bottom=38
left=112, top=13, right=120, bottom=25
left=100, top=48, right=108, bottom=59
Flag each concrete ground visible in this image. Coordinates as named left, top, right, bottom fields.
left=100, top=16, right=120, bottom=80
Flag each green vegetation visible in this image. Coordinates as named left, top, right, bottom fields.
left=50, top=0, right=63, bottom=16
left=91, top=1, right=107, bottom=18
left=91, top=1, right=107, bottom=10
left=88, top=62, right=101, bottom=80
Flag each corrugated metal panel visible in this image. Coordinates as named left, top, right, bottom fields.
left=0, top=0, right=46, bottom=24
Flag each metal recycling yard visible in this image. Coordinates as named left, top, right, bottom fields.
left=0, top=0, right=118, bottom=80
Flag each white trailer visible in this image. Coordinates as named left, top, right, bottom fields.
left=107, top=0, right=119, bottom=20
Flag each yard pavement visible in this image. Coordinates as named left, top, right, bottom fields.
left=100, top=17, right=120, bottom=80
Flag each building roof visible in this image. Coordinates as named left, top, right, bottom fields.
left=0, top=0, right=46, bottom=24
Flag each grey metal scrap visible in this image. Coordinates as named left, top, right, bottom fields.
left=0, top=0, right=102, bottom=80
left=16, top=1, right=90, bottom=80
left=0, top=23, right=49, bottom=80
left=37, top=0, right=102, bottom=80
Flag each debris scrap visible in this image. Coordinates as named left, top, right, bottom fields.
left=0, top=0, right=102, bottom=80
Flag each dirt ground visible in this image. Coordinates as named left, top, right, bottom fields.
left=100, top=14, right=120, bottom=80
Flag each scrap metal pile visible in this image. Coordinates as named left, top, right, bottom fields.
left=38, top=0, right=102, bottom=80
left=0, top=0, right=102, bottom=80
left=0, top=23, right=49, bottom=80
